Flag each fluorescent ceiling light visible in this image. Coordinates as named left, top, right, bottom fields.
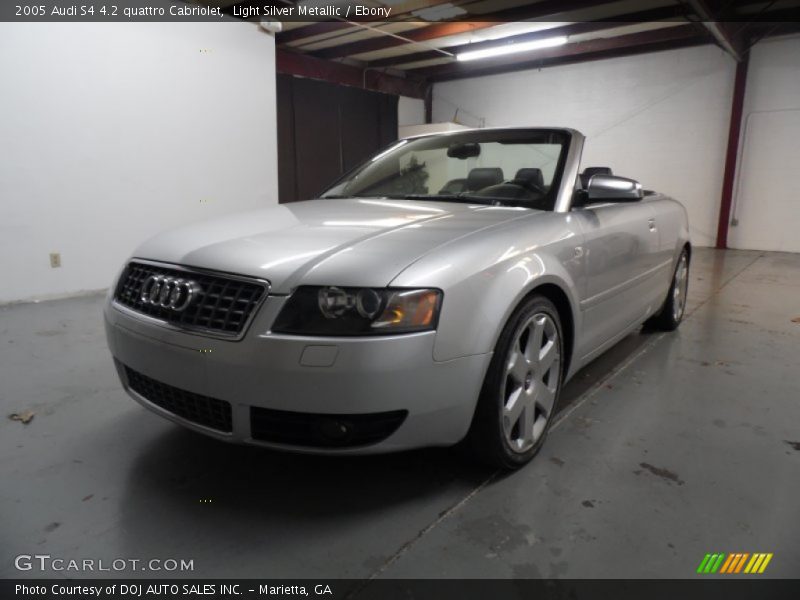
left=473, top=22, right=568, bottom=42
left=456, top=36, right=568, bottom=62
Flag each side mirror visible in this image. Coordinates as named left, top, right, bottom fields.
left=577, top=174, right=643, bottom=206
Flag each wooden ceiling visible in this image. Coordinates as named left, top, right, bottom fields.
left=222, top=0, right=800, bottom=98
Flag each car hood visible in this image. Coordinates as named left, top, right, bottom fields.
left=134, top=198, right=538, bottom=293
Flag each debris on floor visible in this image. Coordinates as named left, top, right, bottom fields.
left=8, top=410, right=35, bottom=424
left=636, top=462, right=685, bottom=485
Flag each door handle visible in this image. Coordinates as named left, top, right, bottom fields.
left=648, top=218, right=657, bottom=232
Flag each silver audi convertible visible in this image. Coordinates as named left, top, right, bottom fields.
left=104, top=128, right=689, bottom=469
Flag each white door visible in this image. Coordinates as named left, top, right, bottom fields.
left=729, top=110, right=800, bottom=252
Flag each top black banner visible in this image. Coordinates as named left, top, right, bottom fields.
left=3, top=0, right=800, bottom=23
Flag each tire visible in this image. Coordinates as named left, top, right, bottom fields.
left=467, top=295, right=565, bottom=470
left=646, top=248, right=690, bottom=331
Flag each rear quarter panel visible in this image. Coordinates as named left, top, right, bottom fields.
left=650, top=193, right=691, bottom=287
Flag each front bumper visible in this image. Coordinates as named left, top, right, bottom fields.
left=104, top=296, right=491, bottom=454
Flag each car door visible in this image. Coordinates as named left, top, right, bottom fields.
left=571, top=198, right=661, bottom=360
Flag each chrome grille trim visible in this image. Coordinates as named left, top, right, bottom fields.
left=112, top=259, right=269, bottom=340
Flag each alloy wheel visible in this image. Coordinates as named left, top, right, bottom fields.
left=673, top=253, right=689, bottom=322
left=501, top=312, right=561, bottom=453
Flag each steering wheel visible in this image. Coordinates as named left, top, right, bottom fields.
left=507, top=178, right=545, bottom=195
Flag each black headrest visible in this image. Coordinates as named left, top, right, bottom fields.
left=467, top=168, right=504, bottom=191
left=580, top=166, right=613, bottom=188
left=515, top=168, right=544, bottom=188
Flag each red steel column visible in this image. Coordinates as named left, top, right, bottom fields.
left=424, top=84, right=433, bottom=124
left=716, top=52, right=749, bottom=249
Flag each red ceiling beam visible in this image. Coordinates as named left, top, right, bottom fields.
left=411, top=24, right=708, bottom=81
left=276, top=0, right=474, bottom=45
left=366, top=21, right=609, bottom=69
left=365, top=5, right=692, bottom=69
left=278, top=21, right=353, bottom=45
left=275, top=0, right=790, bottom=48
left=686, top=0, right=745, bottom=60
left=309, top=20, right=495, bottom=60
left=276, top=49, right=428, bottom=99
left=520, top=33, right=708, bottom=74
left=308, top=0, right=623, bottom=60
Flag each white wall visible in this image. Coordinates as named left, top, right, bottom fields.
left=433, top=44, right=738, bottom=247
left=728, top=34, right=800, bottom=253
left=398, top=96, right=426, bottom=130
left=0, top=22, right=278, bottom=304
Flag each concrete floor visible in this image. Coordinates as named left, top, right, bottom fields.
left=1, top=248, right=799, bottom=579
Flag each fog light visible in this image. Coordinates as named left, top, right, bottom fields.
left=320, top=419, right=352, bottom=440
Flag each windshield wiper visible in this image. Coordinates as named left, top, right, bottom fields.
left=322, top=193, right=514, bottom=206
left=384, top=193, right=495, bottom=205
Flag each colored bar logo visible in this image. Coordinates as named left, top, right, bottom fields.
left=697, top=553, right=773, bottom=574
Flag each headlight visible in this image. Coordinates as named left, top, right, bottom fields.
left=272, top=286, right=442, bottom=336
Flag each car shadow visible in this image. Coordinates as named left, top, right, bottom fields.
left=115, top=421, right=494, bottom=573
left=558, top=327, right=655, bottom=412
left=123, top=424, right=492, bottom=516
left=109, top=333, right=651, bottom=577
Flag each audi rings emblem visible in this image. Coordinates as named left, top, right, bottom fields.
left=140, top=275, right=198, bottom=312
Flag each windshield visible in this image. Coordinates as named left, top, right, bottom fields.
left=321, top=129, right=570, bottom=210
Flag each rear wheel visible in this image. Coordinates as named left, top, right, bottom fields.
left=467, top=295, right=564, bottom=469
left=647, top=248, right=689, bottom=331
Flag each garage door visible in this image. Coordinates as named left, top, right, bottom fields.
left=276, top=75, right=398, bottom=203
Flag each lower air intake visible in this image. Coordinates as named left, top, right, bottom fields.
left=125, top=366, right=233, bottom=433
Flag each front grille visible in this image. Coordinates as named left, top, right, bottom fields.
left=250, top=407, right=408, bottom=448
left=114, top=261, right=267, bottom=337
left=125, top=366, right=232, bottom=433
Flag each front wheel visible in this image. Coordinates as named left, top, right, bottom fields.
left=646, top=248, right=689, bottom=331
left=467, top=295, right=564, bottom=469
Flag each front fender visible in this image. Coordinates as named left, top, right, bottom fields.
left=390, top=212, right=584, bottom=365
